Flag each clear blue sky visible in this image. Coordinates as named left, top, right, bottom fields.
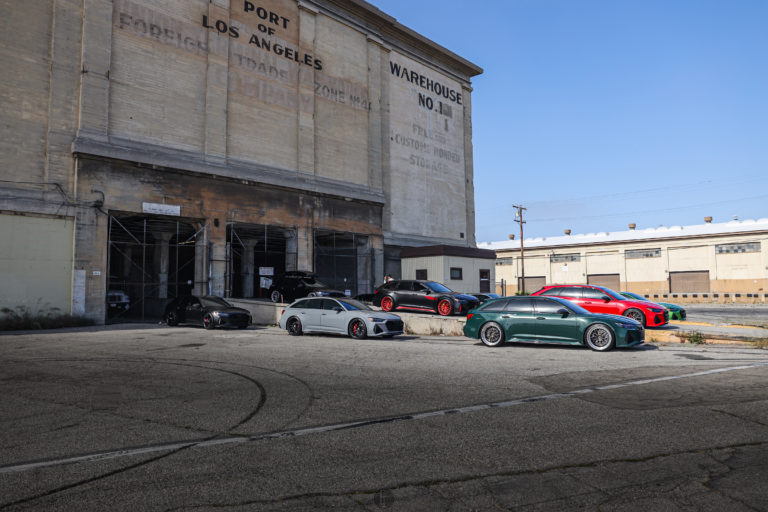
left=370, top=0, right=768, bottom=242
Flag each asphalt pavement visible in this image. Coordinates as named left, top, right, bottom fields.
left=1, top=324, right=768, bottom=510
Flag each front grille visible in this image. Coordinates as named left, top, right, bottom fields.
left=385, top=320, right=404, bottom=331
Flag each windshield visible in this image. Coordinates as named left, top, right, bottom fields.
left=200, top=296, right=233, bottom=308
left=339, top=299, right=371, bottom=311
left=596, top=287, right=625, bottom=301
left=301, top=278, right=331, bottom=289
left=424, top=282, right=453, bottom=293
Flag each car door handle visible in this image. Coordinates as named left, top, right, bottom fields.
left=537, top=317, right=545, bottom=320
left=501, top=315, right=512, bottom=318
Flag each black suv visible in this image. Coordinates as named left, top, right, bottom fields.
left=268, top=271, right=346, bottom=303
left=372, top=280, right=479, bottom=316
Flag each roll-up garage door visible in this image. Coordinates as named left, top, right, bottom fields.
left=669, top=271, right=710, bottom=292
left=518, top=276, right=546, bottom=294
left=587, top=273, right=620, bottom=290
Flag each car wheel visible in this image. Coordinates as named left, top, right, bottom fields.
left=623, top=308, right=646, bottom=326
left=380, top=296, right=394, bottom=312
left=584, top=323, right=615, bottom=351
left=287, top=317, right=303, bottom=336
left=480, top=322, right=505, bottom=347
left=348, top=318, right=368, bottom=339
left=203, top=314, right=215, bottom=330
left=437, top=298, right=453, bottom=316
left=165, top=311, right=179, bottom=326
left=270, top=289, right=282, bottom=303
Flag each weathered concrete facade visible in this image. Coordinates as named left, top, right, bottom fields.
left=482, top=219, right=768, bottom=303
left=0, top=0, right=481, bottom=321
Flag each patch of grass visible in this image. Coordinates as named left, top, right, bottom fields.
left=678, top=330, right=706, bottom=345
left=0, top=306, right=94, bottom=331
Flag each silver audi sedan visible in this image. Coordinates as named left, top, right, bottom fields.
left=278, top=297, right=404, bottom=339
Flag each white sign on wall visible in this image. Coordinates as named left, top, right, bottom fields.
left=142, top=202, right=181, bottom=216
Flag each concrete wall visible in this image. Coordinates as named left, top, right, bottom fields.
left=0, top=214, right=74, bottom=316
left=401, top=255, right=494, bottom=293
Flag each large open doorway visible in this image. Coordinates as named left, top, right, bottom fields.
left=106, top=214, right=204, bottom=323
left=314, top=229, right=373, bottom=296
left=225, top=223, right=296, bottom=299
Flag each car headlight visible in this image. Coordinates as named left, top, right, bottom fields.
left=648, top=308, right=663, bottom=313
left=368, top=317, right=386, bottom=322
left=617, top=321, right=638, bottom=329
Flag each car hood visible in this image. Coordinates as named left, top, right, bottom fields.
left=657, top=302, right=681, bottom=310
left=621, top=299, right=660, bottom=310
left=367, top=312, right=402, bottom=321
left=452, top=293, right=479, bottom=302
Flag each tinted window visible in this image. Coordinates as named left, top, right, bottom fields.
left=396, top=281, right=413, bottom=291
left=480, top=299, right=509, bottom=312
left=413, top=282, right=429, bottom=292
left=559, top=287, right=582, bottom=298
left=582, top=287, right=608, bottom=299
left=424, top=282, right=453, bottom=293
left=299, top=299, right=323, bottom=309
left=534, top=298, right=565, bottom=314
left=320, top=299, right=337, bottom=310
left=200, top=297, right=232, bottom=308
left=506, top=298, right=533, bottom=313
left=541, top=287, right=565, bottom=296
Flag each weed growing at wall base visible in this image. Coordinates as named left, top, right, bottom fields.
left=0, top=306, right=95, bottom=331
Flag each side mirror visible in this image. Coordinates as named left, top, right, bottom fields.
left=601, top=295, right=611, bottom=302
left=334, top=306, right=343, bottom=313
left=557, top=308, right=570, bottom=317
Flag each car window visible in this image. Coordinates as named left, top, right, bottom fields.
left=396, top=281, right=413, bottom=291
left=479, top=299, right=509, bottom=312
left=533, top=298, right=565, bottom=314
left=188, top=297, right=201, bottom=307
left=339, top=299, right=371, bottom=311
left=291, top=299, right=310, bottom=309
left=321, top=299, right=341, bottom=310
left=424, top=282, right=453, bottom=293
left=582, top=287, right=608, bottom=299
left=506, top=298, right=534, bottom=313
left=558, top=287, right=582, bottom=298
left=413, top=283, right=429, bottom=292
left=540, top=287, right=564, bottom=296
left=200, top=297, right=232, bottom=308
left=301, top=299, right=324, bottom=309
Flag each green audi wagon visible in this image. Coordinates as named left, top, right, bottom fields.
left=463, top=296, right=645, bottom=351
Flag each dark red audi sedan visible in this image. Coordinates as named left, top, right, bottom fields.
left=530, top=284, right=669, bottom=327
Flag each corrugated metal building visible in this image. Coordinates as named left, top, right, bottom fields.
left=480, top=218, right=768, bottom=302
left=0, top=0, right=482, bottom=322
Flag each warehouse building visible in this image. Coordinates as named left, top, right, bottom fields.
left=0, top=0, right=482, bottom=322
left=481, top=218, right=768, bottom=302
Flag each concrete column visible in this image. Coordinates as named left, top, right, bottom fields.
left=194, top=225, right=208, bottom=296
left=153, top=233, right=173, bottom=299
left=297, top=3, right=318, bottom=174
left=77, top=0, right=113, bottom=142
left=203, top=0, right=231, bottom=164
left=285, top=230, right=298, bottom=271
left=462, top=84, right=476, bottom=246
left=208, top=221, right=228, bottom=297
left=241, top=240, right=258, bottom=298
left=296, top=225, right=313, bottom=272
left=367, top=36, right=386, bottom=191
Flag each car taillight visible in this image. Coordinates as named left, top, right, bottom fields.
left=467, top=313, right=473, bottom=320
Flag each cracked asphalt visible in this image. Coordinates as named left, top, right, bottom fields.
left=1, top=325, right=768, bottom=511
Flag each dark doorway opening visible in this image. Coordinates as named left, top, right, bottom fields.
left=226, top=223, right=296, bottom=299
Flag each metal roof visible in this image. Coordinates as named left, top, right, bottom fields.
left=479, top=218, right=768, bottom=251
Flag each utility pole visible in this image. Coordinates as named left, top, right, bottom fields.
left=513, top=204, right=526, bottom=294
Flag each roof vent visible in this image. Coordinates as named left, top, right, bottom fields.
left=508, top=234, right=515, bottom=240
left=629, top=223, right=636, bottom=230
left=564, top=229, right=571, bottom=235
left=704, top=216, right=712, bottom=223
